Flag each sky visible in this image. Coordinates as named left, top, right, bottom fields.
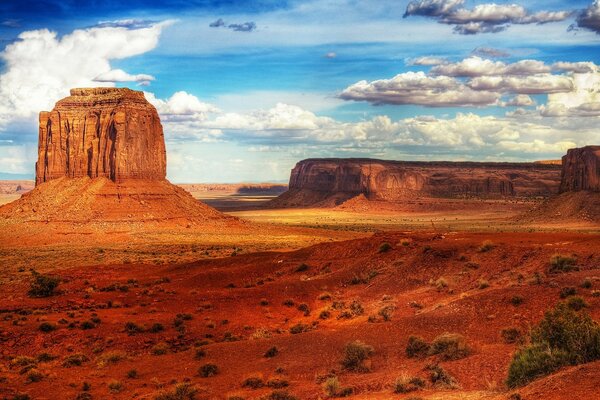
left=1, top=0, right=600, bottom=183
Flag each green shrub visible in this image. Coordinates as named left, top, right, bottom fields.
left=549, top=255, right=577, bottom=273
left=199, top=363, right=218, bottom=377
left=154, top=383, right=198, bottom=400
left=429, top=333, right=470, bottom=361
left=340, top=340, right=374, bottom=372
left=566, top=296, right=588, bottom=311
left=406, top=335, right=430, bottom=358
left=506, top=303, right=600, bottom=388
left=28, top=270, right=60, bottom=297
left=378, top=242, right=392, bottom=253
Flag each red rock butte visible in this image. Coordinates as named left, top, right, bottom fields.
left=560, top=145, right=600, bottom=192
left=36, top=87, right=166, bottom=185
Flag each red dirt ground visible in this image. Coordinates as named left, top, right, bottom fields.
left=1, top=231, right=599, bottom=399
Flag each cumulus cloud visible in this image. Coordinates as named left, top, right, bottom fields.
left=93, top=69, right=155, bottom=83
left=574, top=0, right=600, bottom=34
left=431, top=56, right=550, bottom=77
left=0, top=22, right=170, bottom=131
left=404, top=0, right=572, bottom=35
left=552, top=61, right=598, bottom=73
left=339, top=71, right=500, bottom=107
left=406, top=56, right=448, bottom=66
left=539, top=72, right=600, bottom=116
left=468, top=74, right=573, bottom=94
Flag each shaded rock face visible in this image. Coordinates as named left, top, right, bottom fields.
left=560, top=146, right=600, bottom=193
left=36, top=88, right=166, bottom=185
left=277, top=158, right=562, bottom=206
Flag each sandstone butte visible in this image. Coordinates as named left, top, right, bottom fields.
left=0, top=88, right=228, bottom=225
left=271, top=158, right=564, bottom=207
left=560, top=145, right=600, bottom=192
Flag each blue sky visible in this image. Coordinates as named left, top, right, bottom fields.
left=1, top=0, right=600, bottom=182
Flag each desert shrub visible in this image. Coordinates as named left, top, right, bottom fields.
left=378, top=242, right=392, bottom=253
left=150, top=323, right=165, bottom=333
left=428, top=364, right=457, bottom=388
left=429, top=333, right=470, bottom=361
left=38, top=322, right=56, bottom=332
left=289, top=323, right=308, bottom=334
left=319, top=310, right=331, bottom=319
left=108, top=380, right=123, bottom=393
left=394, top=374, right=425, bottom=394
left=25, top=369, right=43, bottom=383
left=501, top=328, right=522, bottom=344
left=349, top=270, right=378, bottom=285
left=242, top=375, right=264, bottom=389
left=80, top=320, right=96, bottom=330
left=478, top=240, right=494, bottom=253
left=199, top=363, right=218, bottom=377
left=260, top=298, right=269, bottom=306
left=506, top=302, right=600, bottom=387
left=282, top=299, right=295, bottom=307
left=97, top=351, right=127, bottom=366
left=559, top=287, right=577, bottom=299
left=127, top=369, right=138, bottom=379
left=263, top=390, right=298, bottom=400
left=28, top=270, right=60, bottom=297
left=75, top=393, right=92, bottom=400
left=264, top=346, right=279, bottom=358
left=349, top=300, right=364, bottom=316
left=318, top=292, right=332, bottom=301
left=593, top=290, right=600, bottom=297
left=478, top=279, right=490, bottom=289
left=12, top=395, right=31, bottom=400
left=36, top=353, right=57, bottom=362
left=125, top=321, right=145, bottom=334
left=378, top=305, right=395, bottom=321
left=434, top=277, right=448, bottom=291
left=11, top=356, right=37, bottom=368
left=294, top=263, right=309, bottom=273
left=267, top=377, right=289, bottom=388
left=566, top=296, right=588, bottom=311
left=406, top=336, right=430, bottom=358
left=510, top=296, right=524, bottom=306
left=549, top=255, right=577, bottom=274
left=341, top=340, right=374, bottom=372
left=194, top=349, right=206, bottom=359
left=152, top=342, right=169, bottom=355
left=322, top=376, right=340, bottom=397
left=297, top=303, right=310, bottom=316
left=63, top=353, right=89, bottom=367
left=154, top=383, right=198, bottom=400
left=581, top=278, right=593, bottom=289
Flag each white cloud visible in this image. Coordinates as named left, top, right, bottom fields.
left=93, top=69, right=155, bottom=83
left=0, top=21, right=171, bottom=130
left=575, top=0, right=600, bottom=34
left=406, top=56, right=448, bottom=66
left=431, top=56, right=550, bottom=77
left=504, top=94, right=536, bottom=107
left=468, top=74, right=573, bottom=94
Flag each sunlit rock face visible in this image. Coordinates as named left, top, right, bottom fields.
left=36, top=88, right=166, bottom=185
left=560, top=146, right=600, bottom=193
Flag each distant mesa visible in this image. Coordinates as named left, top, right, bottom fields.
left=271, top=158, right=563, bottom=207
left=1, top=87, right=230, bottom=225
left=560, top=146, right=600, bottom=193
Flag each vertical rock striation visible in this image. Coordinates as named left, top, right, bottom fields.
left=560, top=146, right=600, bottom=192
left=36, top=88, right=166, bottom=185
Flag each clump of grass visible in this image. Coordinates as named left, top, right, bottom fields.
left=510, top=296, right=524, bottom=306
left=153, top=383, right=198, bottom=400
left=242, top=374, right=264, bottom=389
left=25, top=369, right=43, bottom=383
left=97, top=351, right=127, bottom=367
left=151, top=342, right=169, bottom=356
left=263, top=390, right=298, bottom=400
left=125, top=321, right=145, bottom=334
left=340, top=340, right=374, bottom=372
left=428, top=333, right=470, bottom=361
left=566, top=296, right=588, bottom=311
left=289, top=323, right=308, bottom=334
left=406, top=336, right=430, bottom=358
left=501, top=327, right=522, bottom=344
left=28, top=270, right=60, bottom=297
left=38, top=322, right=56, bottom=333
left=297, top=303, right=310, bottom=316
left=321, top=376, right=353, bottom=397
left=282, top=299, right=295, bottom=307
left=478, top=279, right=490, bottom=289
left=62, top=354, right=89, bottom=367
left=549, top=254, right=577, bottom=274
left=394, top=374, right=425, bottom=394
left=378, top=242, right=392, bottom=253
left=267, top=377, right=289, bottom=389
left=434, top=277, right=448, bottom=291
left=264, top=346, right=279, bottom=358
left=108, top=380, right=123, bottom=393
left=127, top=369, right=138, bottom=379
left=317, top=292, right=332, bottom=301
left=506, top=302, right=600, bottom=388
left=294, top=263, right=309, bottom=273
left=348, top=270, right=379, bottom=285
left=581, top=278, right=593, bottom=289
left=150, top=323, right=165, bottom=333
left=199, top=363, right=218, bottom=378
left=428, top=364, right=457, bottom=388
left=478, top=240, right=494, bottom=253
left=378, top=305, right=395, bottom=321
left=319, top=310, right=331, bottom=319
left=559, top=287, right=577, bottom=299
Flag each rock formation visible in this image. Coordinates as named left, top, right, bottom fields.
left=36, top=88, right=166, bottom=185
left=273, top=158, right=562, bottom=207
left=559, top=146, right=600, bottom=192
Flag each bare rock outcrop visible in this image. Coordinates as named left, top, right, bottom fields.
left=559, top=146, right=600, bottom=192
left=36, top=88, right=166, bottom=185
left=272, top=158, right=562, bottom=207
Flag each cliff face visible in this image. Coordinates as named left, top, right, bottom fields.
left=36, top=88, right=166, bottom=185
left=560, top=146, right=600, bottom=192
left=276, top=158, right=562, bottom=206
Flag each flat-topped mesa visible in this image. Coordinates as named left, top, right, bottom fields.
left=275, top=158, right=563, bottom=206
left=35, top=87, right=166, bottom=185
left=560, top=146, right=600, bottom=193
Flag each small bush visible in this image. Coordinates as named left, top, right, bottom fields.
left=264, top=390, right=298, bottom=400
left=267, top=377, right=289, bottom=389
left=429, top=333, right=470, bottom=361
left=152, top=342, right=169, bottom=355
left=80, top=320, right=96, bottom=330
left=506, top=302, right=600, bottom=387
left=559, top=287, right=577, bottom=299
left=294, top=263, right=309, bottom=273
left=63, top=353, right=89, bottom=367
left=282, top=299, right=295, bottom=307
left=378, top=305, right=395, bottom=321
left=566, top=296, right=588, bottom=311
left=242, top=375, right=264, bottom=389
left=154, top=383, right=198, bottom=400
left=549, top=255, right=577, bottom=274
left=319, top=310, right=331, bottom=319
left=501, top=328, right=522, bottom=344
left=428, top=364, right=457, bottom=388
left=127, top=369, right=138, bottom=379
left=297, top=303, right=310, bottom=316
left=406, top=336, right=430, bottom=358
left=97, top=351, right=127, bottom=366
left=125, top=321, right=145, bottom=334
left=194, top=348, right=206, bottom=359
left=478, top=240, right=494, bottom=253
left=478, top=279, right=490, bottom=289
left=378, top=242, right=392, bottom=253
left=36, top=353, right=57, bottom=362
left=435, top=277, right=448, bottom=291
left=108, top=380, right=123, bottom=393
left=150, top=323, right=165, bottom=333
left=318, top=292, right=332, bottom=301
left=264, top=346, right=279, bottom=358
left=38, top=322, right=56, bottom=332
left=341, top=340, right=374, bottom=372
left=199, top=363, right=218, bottom=377
left=581, top=278, right=593, bottom=289
left=510, top=296, right=524, bottom=306
left=26, top=369, right=43, bottom=383
left=289, top=323, right=308, bottom=334
left=28, top=270, right=60, bottom=297
left=349, top=270, right=378, bottom=285
left=394, top=374, right=425, bottom=393
left=322, top=376, right=340, bottom=397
